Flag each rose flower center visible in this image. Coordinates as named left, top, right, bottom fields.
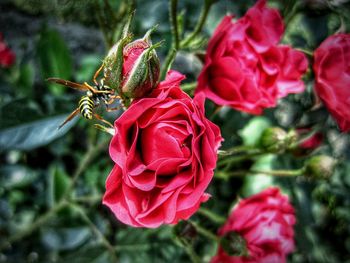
left=140, top=122, right=192, bottom=169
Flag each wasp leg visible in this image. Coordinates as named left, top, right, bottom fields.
left=93, top=113, right=114, bottom=128
left=104, top=95, right=123, bottom=112
left=93, top=64, right=104, bottom=85
left=84, top=82, right=112, bottom=94
left=106, top=106, right=122, bottom=112
left=103, top=95, right=122, bottom=109
left=106, top=95, right=121, bottom=104
left=58, top=108, right=80, bottom=129
left=94, top=124, right=115, bottom=136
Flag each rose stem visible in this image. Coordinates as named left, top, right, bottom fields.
left=181, top=82, right=197, bottom=92
left=217, top=150, right=264, bottom=167
left=180, top=0, right=216, bottom=48
left=173, top=238, right=202, bottom=263
left=160, top=0, right=180, bottom=80
left=197, top=208, right=226, bottom=225
left=216, top=168, right=304, bottom=179
left=161, top=0, right=215, bottom=80
left=188, top=220, right=220, bottom=243
left=295, top=48, right=314, bottom=57
left=283, top=0, right=301, bottom=30
left=0, top=200, right=68, bottom=252
left=73, top=204, right=117, bottom=262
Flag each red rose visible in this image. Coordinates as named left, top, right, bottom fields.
left=211, top=187, right=296, bottom=263
left=103, top=71, right=222, bottom=228
left=0, top=33, right=15, bottom=68
left=313, top=33, right=350, bottom=132
left=196, top=0, right=308, bottom=114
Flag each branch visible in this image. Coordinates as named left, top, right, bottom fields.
left=73, top=204, right=117, bottom=262
left=180, top=0, right=215, bottom=48
left=160, top=0, right=179, bottom=79
left=0, top=200, right=68, bottom=252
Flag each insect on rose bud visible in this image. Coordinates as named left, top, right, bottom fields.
left=103, top=24, right=161, bottom=100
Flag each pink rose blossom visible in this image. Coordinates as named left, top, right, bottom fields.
left=313, top=33, right=350, bottom=132
left=196, top=0, right=308, bottom=114
left=103, top=71, right=222, bottom=228
left=211, top=187, right=296, bottom=263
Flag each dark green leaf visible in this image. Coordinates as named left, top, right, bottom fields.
left=48, top=165, right=71, bottom=206
left=57, top=246, right=109, bottom=263
left=41, top=226, right=90, bottom=251
left=37, top=26, right=73, bottom=95
left=75, top=55, right=102, bottom=83
left=0, top=165, right=38, bottom=189
left=0, top=113, right=77, bottom=152
left=17, top=62, right=35, bottom=97
left=0, top=98, right=42, bottom=128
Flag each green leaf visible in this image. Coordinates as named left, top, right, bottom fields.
left=238, top=116, right=271, bottom=147
left=75, top=55, right=102, bottom=83
left=0, top=98, right=77, bottom=151
left=17, top=62, right=35, bottom=97
left=37, top=26, right=73, bottom=96
left=41, top=226, right=91, bottom=251
left=0, top=113, right=77, bottom=152
left=241, top=154, right=275, bottom=196
left=0, top=165, right=38, bottom=190
left=57, top=246, right=109, bottom=263
left=0, top=98, right=42, bottom=128
left=48, top=165, right=71, bottom=206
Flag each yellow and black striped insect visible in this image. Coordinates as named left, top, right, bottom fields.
left=47, top=65, right=120, bottom=129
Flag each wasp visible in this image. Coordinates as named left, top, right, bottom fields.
left=47, top=64, right=121, bottom=129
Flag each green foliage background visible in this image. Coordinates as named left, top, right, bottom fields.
left=0, top=0, right=350, bottom=262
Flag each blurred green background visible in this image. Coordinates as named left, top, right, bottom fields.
left=1, top=0, right=350, bottom=262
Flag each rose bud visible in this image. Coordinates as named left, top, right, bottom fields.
left=174, top=221, right=197, bottom=244
left=259, top=127, right=288, bottom=153
left=219, top=231, right=248, bottom=257
left=121, top=28, right=161, bottom=98
left=104, top=26, right=161, bottom=99
left=304, top=155, right=337, bottom=180
left=211, top=187, right=296, bottom=263
left=195, top=0, right=308, bottom=114
left=313, top=34, right=350, bottom=132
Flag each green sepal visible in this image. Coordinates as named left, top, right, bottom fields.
left=121, top=10, right=135, bottom=39
left=142, top=25, right=159, bottom=43
left=220, top=231, right=249, bottom=257
left=103, top=34, right=132, bottom=94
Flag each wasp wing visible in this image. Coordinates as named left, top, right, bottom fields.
left=58, top=108, right=80, bottom=129
left=46, top=78, right=89, bottom=91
